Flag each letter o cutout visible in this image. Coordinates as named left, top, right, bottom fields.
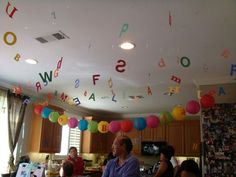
left=180, top=56, right=190, bottom=67
left=4, top=31, right=17, bottom=45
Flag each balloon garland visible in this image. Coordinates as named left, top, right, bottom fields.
left=34, top=93, right=215, bottom=133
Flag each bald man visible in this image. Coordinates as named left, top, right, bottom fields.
left=102, top=135, right=140, bottom=177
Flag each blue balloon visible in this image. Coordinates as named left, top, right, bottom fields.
left=41, top=107, right=52, bottom=119
left=134, top=117, right=146, bottom=131
left=78, top=119, right=88, bottom=131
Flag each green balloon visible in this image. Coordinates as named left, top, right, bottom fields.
left=49, top=112, right=60, bottom=123
left=160, top=111, right=173, bottom=125
left=88, top=120, right=98, bottom=133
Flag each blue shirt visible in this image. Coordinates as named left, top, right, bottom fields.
left=102, top=154, right=140, bottom=177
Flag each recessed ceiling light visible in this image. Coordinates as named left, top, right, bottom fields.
left=25, top=59, right=38, bottom=64
left=121, top=106, right=128, bottom=109
left=119, top=41, right=135, bottom=50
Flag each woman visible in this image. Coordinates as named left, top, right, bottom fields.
left=175, top=160, right=201, bottom=177
left=153, top=146, right=174, bottom=177
left=67, top=147, right=84, bottom=176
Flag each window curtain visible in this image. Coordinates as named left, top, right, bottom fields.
left=0, top=88, right=7, bottom=114
left=7, top=90, right=28, bottom=172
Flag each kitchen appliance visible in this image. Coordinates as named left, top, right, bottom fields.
left=141, top=141, right=167, bottom=156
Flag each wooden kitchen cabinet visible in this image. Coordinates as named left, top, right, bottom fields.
left=184, top=120, right=200, bottom=156
left=29, top=105, right=64, bottom=153
left=141, top=124, right=166, bottom=141
left=82, top=131, right=115, bottom=153
left=166, top=121, right=185, bottom=155
left=166, top=120, right=200, bottom=156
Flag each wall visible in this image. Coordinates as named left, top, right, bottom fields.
left=200, top=83, right=236, bottom=103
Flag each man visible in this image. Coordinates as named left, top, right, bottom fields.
left=102, top=135, right=140, bottom=177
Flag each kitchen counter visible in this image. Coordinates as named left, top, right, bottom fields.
left=84, top=166, right=102, bottom=177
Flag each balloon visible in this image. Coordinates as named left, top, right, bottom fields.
left=121, top=120, right=133, bottom=132
left=159, top=111, right=173, bottom=125
left=34, top=105, right=44, bottom=115
left=78, top=119, right=88, bottom=131
left=58, top=114, right=68, bottom=126
left=186, top=100, right=200, bottom=114
left=41, top=107, right=52, bottom=119
left=68, top=117, right=78, bottom=128
left=172, top=105, right=186, bottom=121
left=98, top=121, right=109, bottom=133
left=133, top=117, right=146, bottom=131
left=200, top=94, right=215, bottom=109
left=108, top=121, right=121, bottom=133
left=88, top=120, right=98, bottom=133
left=49, top=111, right=60, bottom=123
left=146, top=115, right=160, bottom=128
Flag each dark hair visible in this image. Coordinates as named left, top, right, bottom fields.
left=62, top=160, right=74, bottom=177
left=103, top=152, right=116, bottom=166
left=68, top=146, right=77, bottom=153
left=120, top=135, right=133, bottom=153
left=166, top=145, right=175, bottom=157
left=176, top=160, right=201, bottom=177
left=160, top=146, right=173, bottom=160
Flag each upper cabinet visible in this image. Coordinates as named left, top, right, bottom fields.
left=166, top=120, right=200, bottom=156
left=184, top=120, right=200, bottom=156
left=29, top=105, right=64, bottom=153
left=141, top=124, right=166, bottom=141
left=166, top=121, right=185, bottom=155
left=82, top=117, right=200, bottom=156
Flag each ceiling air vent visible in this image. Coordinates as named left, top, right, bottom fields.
left=35, top=37, right=48, bottom=43
left=35, top=30, right=69, bottom=44
left=52, top=32, right=65, bottom=40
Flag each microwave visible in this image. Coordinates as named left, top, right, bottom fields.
left=141, top=141, right=167, bottom=156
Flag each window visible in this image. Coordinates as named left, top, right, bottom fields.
left=57, top=112, right=81, bottom=156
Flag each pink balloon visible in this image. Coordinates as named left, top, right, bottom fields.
left=146, top=115, right=160, bottom=128
left=186, top=100, right=200, bottom=114
left=108, top=121, right=121, bottom=133
left=68, top=117, right=78, bottom=128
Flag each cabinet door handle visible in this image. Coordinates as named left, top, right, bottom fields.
left=192, top=143, right=198, bottom=151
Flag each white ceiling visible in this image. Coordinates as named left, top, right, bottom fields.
left=0, top=0, right=236, bottom=118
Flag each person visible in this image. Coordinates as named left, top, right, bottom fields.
left=61, top=160, right=74, bottom=177
left=175, top=160, right=201, bottom=177
left=10, top=155, right=30, bottom=177
left=102, top=152, right=116, bottom=171
left=66, top=147, right=84, bottom=176
left=153, top=146, right=174, bottom=177
left=167, top=145, right=179, bottom=177
left=102, top=135, right=140, bottom=177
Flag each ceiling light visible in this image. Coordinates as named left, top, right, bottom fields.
left=25, top=59, right=38, bottom=64
left=119, top=42, right=135, bottom=50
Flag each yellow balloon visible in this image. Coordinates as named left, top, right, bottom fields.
left=98, top=121, right=109, bottom=133
left=172, top=105, right=186, bottom=121
left=58, top=114, right=68, bottom=126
